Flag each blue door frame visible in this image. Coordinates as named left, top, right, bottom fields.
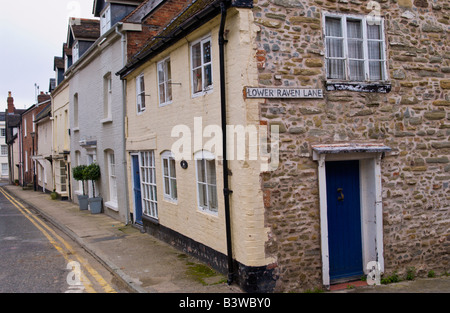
left=326, top=160, right=363, bottom=281
left=132, top=155, right=143, bottom=225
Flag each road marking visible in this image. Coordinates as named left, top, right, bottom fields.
left=0, top=187, right=117, bottom=293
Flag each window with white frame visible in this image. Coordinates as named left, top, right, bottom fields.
left=104, top=73, right=112, bottom=119
left=195, top=150, right=218, bottom=214
left=0, top=128, right=5, bottom=137
left=107, top=151, right=118, bottom=205
left=1, top=163, right=8, bottom=176
left=1, top=145, right=7, bottom=156
left=157, top=57, right=172, bottom=106
left=73, top=41, right=80, bottom=63
left=100, top=5, right=111, bottom=35
left=136, top=74, right=146, bottom=114
left=25, top=150, right=28, bottom=172
left=140, top=151, right=158, bottom=219
left=191, top=36, right=213, bottom=95
left=161, top=151, right=177, bottom=201
left=73, top=93, right=79, bottom=128
left=324, top=13, right=386, bottom=82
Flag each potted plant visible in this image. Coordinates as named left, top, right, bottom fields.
left=72, top=165, right=88, bottom=210
left=84, top=163, right=102, bottom=214
left=50, top=189, right=58, bottom=200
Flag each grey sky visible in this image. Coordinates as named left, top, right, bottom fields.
left=0, top=0, right=95, bottom=112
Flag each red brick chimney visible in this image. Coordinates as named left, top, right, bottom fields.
left=7, top=91, right=15, bottom=114
left=37, top=91, right=51, bottom=104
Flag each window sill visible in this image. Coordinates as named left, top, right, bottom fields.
left=142, top=214, right=159, bottom=225
left=73, top=127, right=79, bottom=132
left=104, top=201, right=118, bottom=211
left=100, top=117, right=113, bottom=124
left=326, top=81, right=391, bottom=93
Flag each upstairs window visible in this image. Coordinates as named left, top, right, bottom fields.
left=136, top=74, right=146, bottom=114
left=157, top=57, right=172, bottom=106
left=191, top=36, right=213, bottom=95
left=100, top=5, right=111, bottom=35
left=103, top=73, right=112, bottom=119
left=73, top=41, right=79, bottom=63
left=324, top=14, right=386, bottom=82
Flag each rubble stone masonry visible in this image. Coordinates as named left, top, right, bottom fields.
left=252, top=0, right=449, bottom=291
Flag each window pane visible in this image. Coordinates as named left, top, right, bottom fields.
left=163, top=159, right=169, bottom=176
left=170, top=178, right=177, bottom=199
left=327, top=59, right=345, bottom=79
left=206, top=160, right=216, bottom=185
left=349, top=60, right=365, bottom=80
left=325, top=17, right=342, bottom=37
left=368, top=41, right=382, bottom=60
left=346, top=20, right=362, bottom=39
left=192, top=43, right=201, bottom=68
left=197, top=160, right=206, bottom=183
left=167, top=81, right=172, bottom=102
left=159, top=83, right=166, bottom=103
left=326, top=38, right=344, bottom=58
left=158, top=63, right=164, bottom=84
left=198, top=183, right=207, bottom=207
left=164, top=176, right=170, bottom=195
left=204, top=64, right=212, bottom=88
left=367, top=24, right=381, bottom=39
left=369, top=61, right=383, bottom=80
left=169, top=159, right=176, bottom=179
left=203, top=40, right=211, bottom=64
left=208, top=185, right=218, bottom=212
left=193, top=68, right=202, bottom=93
left=347, top=39, right=363, bottom=59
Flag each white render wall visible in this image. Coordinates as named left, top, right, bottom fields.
left=69, top=36, right=129, bottom=222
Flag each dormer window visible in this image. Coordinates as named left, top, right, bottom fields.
left=100, top=5, right=111, bottom=35
left=73, top=42, right=79, bottom=63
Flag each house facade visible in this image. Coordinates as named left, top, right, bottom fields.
left=0, top=112, right=8, bottom=179
left=34, top=101, right=53, bottom=193
left=118, top=0, right=449, bottom=292
left=20, top=93, right=51, bottom=189
left=67, top=1, right=146, bottom=222
left=4, top=92, right=24, bottom=184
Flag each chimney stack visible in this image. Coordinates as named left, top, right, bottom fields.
left=7, top=91, right=15, bottom=114
left=37, top=91, right=51, bottom=104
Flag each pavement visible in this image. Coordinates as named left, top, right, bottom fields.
left=1, top=183, right=449, bottom=294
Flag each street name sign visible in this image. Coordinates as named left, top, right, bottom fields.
left=245, top=87, right=323, bottom=99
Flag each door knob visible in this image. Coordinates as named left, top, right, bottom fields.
left=337, top=188, right=344, bottom=201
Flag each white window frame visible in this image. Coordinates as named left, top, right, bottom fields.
left=25, top=150, right=28, bottom=172
left=157, top=57, right=172, bottom=106
left=100, top=5, right=111, bottom=35
left=0, top=145, right=7, bottom=156
left=194, top=150, right=218, bottom=215
left=103, top=73, right=112, bottom=120
left=161, top=151, right=177, bottom=202
left=73, top=41, right=79, bottom=63
left=190, top=36, right=213, bottom=96
left=1, top=163, right=8, bottom=176
left=107, top=151, right=118, bottom=207
left=136, top=74, right=146, bottom=114
left=140, top=151, right=158, bottom=219
left=323, top=12, right=387, bottom=82
left=0, top=128, right=5, bottom=137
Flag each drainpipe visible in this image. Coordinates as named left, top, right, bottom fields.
left=219, top=0, right=234, bottom=285
left=115, top=23, right=131, bottom=225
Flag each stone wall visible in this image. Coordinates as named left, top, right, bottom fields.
left=252, top=0, right=449, bottom=291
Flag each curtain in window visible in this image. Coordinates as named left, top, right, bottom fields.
left=347, top=20, right=364, bottom=81
left=367, top=24, right=383, bottom=80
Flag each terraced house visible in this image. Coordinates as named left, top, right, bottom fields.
left=117, top=0, right=449, bottom=292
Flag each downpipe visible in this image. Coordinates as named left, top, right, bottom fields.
left=219, top=0, right=234, bottom=285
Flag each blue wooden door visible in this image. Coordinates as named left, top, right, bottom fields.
left=326, top=160, right=363, bottom=281
left=132, top=155, right=143, bottom=225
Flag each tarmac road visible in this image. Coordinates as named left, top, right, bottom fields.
left=0, top=185, right=128, bottom=293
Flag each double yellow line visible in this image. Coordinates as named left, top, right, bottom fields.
left=0, top=187, right=117, bottom=293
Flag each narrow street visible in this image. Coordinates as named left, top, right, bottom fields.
left=0, top=183, right=129, bottom=293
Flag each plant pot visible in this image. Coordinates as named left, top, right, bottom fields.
left=50, top=192, right=58, bottom=200
left=77, top=195, right=89, bottom=211
left=89, top=197, right=103, bottom=214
